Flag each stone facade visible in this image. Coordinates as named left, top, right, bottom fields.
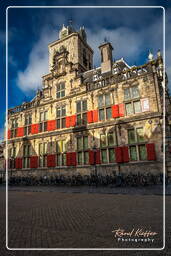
left=5, top=24, right=168, bottom=177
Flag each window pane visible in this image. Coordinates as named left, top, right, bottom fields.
left=76, top=101, right=81, bottom=112
left=84, top=151, right=89, bottom=164
left=57, top=154, right=61, bottom=165
left=39, top=156, right=43, bottom=167
left=61, top=83, right=65, bottom=90
left=39, top=144, right=43, bottom=155
left=77, top=114, right=82, bottom=125
left=83, top=136, right=88, bottom=150
left=136, top=128, right=144, bottom=142
left=100, top=134, right=107, bottom=147
left=57, top=119, right=60, bottom=129
left=101, top=149, right=107, bottom=163
left=128, top=129, right=136, bottom=144
left=62, top=153, right=66, bottom=165
left=39, top=123, right=43, bottom=132
left=57, top=84, right=61, bottom=91
left=56, top=108, right=61, bottom=117
left=106, top=107, right=112, bottom=119
left=61, top=90, right=65, bottom=97
left=126, top=103, right=133, bottom=115
left=77, top=137, right=83, bottom=151
left=105, top=93, right=111, bottom=106
left=130, top=146, right=137, bottom=161
left=40, top=112, right=44, bottom=121
left=82, top=100, right=87, bottom=111
left=99, top=109, right=105, bottom=121
left=62, top=118, right=66, bottom=128
left=78, top=152, right=83, bottom=165
left=44, top=143, right=47, bottom=154
left=27, top=145, right=30, bottom=156
left=98, top=95, right=103, bottom=108
left=134, top=101, right=141, bottom=113
left=82, top=113, right=87, bottom=124
left=109, top=148, right=115, bottom=162
left=44, top=122, right=47, bottom=131
left=139, top=145, right=147, bottom=160
left=57, top=92, right=60, bottom=98
left=124, top=88, right=131, bottom=100
left=23, top=145, right=27, bottom=156
left=44, top=111, right=48, bottom=121
left=61, top=106, right=66, bottom=116
left=108, top=132, right=115, bottom=146
left=131, top=86, right=139, bottom=99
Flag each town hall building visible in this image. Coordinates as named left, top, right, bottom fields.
left=6, top=24, right=167, bottom=177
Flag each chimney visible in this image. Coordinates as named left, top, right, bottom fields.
left=99, top=41, right=113, bottom=74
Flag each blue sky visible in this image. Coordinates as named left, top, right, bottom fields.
left=0, top=0, right=171, bottom=141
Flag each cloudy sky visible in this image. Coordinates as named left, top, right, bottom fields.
left=0, top=0, right=171, bottom=141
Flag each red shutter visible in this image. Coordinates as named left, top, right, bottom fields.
left=31, top=124, right=39, bottom=134
left=66, top=152, right=71, bottom=166
left=19, top=158, right=23, bottom=169
left=122, top=146, right=129, bottom=162
left=47, top=154, right=56, bottom=167
left=115, top=147, right=123, bottom=163
left=112, top=105, right=119, bottom=118
left=15, top=158, right=22, bottom=169
left=66, top=116, right=71, bottom=128
left=119, top=104, right=125, bottom=117
left=16, top=127, right=24, bottom=137
left=47, top=120, right=56, bottom=131
left=93, top=110, right=98, bottom=122
left=87, top=111, right=93, bottom=123
left=89, top=150, right=95, bottom=165
left=70, top=115, right=76, bottom=127
left=71, top=152, right=77, bottom=166
left=30, top=156, right=38, bottom=168
left=146, top=143, right=156, bottom=161
left=95, top=150, right=101, bottom=164
left=8, top=130, right=11, bottom=139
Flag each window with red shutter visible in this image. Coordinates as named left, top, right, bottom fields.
left=31, top=124, right=39, bottom=134
left=118, top=104, right=125, bottom=117
left=112, top=105, right=119, bottom=118
left=122, top=146, right=129, bottom=162
left=70, top=115, right=76, bottom=127
left=87, top=111, right=93, bottom=123
left=47, top=154, right=56, bottom=167
left=146, top=143, right=156, bottom=161
left=47, top=120, right=56, bottom=131
left=115, top=147, right=123, bottom=163
left=89, top=150, right=95, bottom=165
left=66, top=116, right=71, bottom=128
left=95, top=150, right=101, bottom=164
left=93, top=110, right=98, bottom=122
left=71, top=152, right=77, bottom=166
left=30, top=156, right=38, bottom=168
left=16, top=127, right=24, bottom=137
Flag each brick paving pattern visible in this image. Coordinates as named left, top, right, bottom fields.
left=0, top=187, right=171, bottom=256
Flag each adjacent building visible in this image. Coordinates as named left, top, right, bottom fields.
left=6, top=24, right=168, bottom=177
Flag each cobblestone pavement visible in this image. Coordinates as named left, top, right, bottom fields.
left=0, top=187, right=171, bottom=256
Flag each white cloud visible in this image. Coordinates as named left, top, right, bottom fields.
left=16, top=27, right=57, bottom=93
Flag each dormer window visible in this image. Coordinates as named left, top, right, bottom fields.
left=56, top=82, right=65, bottom=99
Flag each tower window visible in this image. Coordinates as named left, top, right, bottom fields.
left=56, top=82, right=65, bottom=99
